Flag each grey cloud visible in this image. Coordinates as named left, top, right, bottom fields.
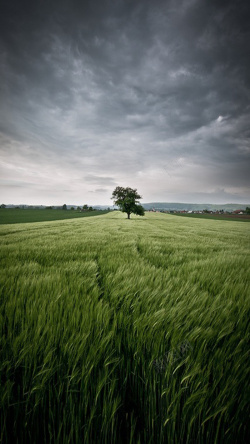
left=0, top=179, right=34, bottom=188
left=0, top=0, right=249, bottom=205
left=84, top=175, right=117, bottom=186
left=89, top=188, right=109, bottom=193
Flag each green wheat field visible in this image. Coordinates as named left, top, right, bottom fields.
left=0, top=211, right=249, bottom=443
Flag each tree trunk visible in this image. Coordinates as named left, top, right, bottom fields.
left=127, top=213, right=130, bottom=219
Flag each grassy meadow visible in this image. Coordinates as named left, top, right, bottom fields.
left=0, top=212, right=249, bottom=443
left=0, top=209, right=109, bottom=225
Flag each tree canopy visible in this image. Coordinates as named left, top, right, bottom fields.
left=111, top=186, right=145, bottom=219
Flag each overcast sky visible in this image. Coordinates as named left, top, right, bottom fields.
left=1, top=0, right=250, bottom=206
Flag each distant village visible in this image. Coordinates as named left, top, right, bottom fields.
left=148, top=208, right=249, bottom=215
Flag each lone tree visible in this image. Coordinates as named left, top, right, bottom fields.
left=111, top=186, right=145, bottom=219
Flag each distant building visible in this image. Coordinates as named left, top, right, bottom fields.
left=233, top=209, right=244, bottom=214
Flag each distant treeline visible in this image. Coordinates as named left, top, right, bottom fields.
left=0, top=204, right=112, bottom=211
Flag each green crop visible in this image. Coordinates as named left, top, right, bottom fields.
left=0, top=209, right=109, bottom=225
left=0, top=212, right=249, bottom=443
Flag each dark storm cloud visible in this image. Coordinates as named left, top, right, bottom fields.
left=0, top=0, right=250, bottom=204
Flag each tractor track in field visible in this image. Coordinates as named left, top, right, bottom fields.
left=95, top=255, right=105, bottom=302
left=135, top=239, right=168, bottom=272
